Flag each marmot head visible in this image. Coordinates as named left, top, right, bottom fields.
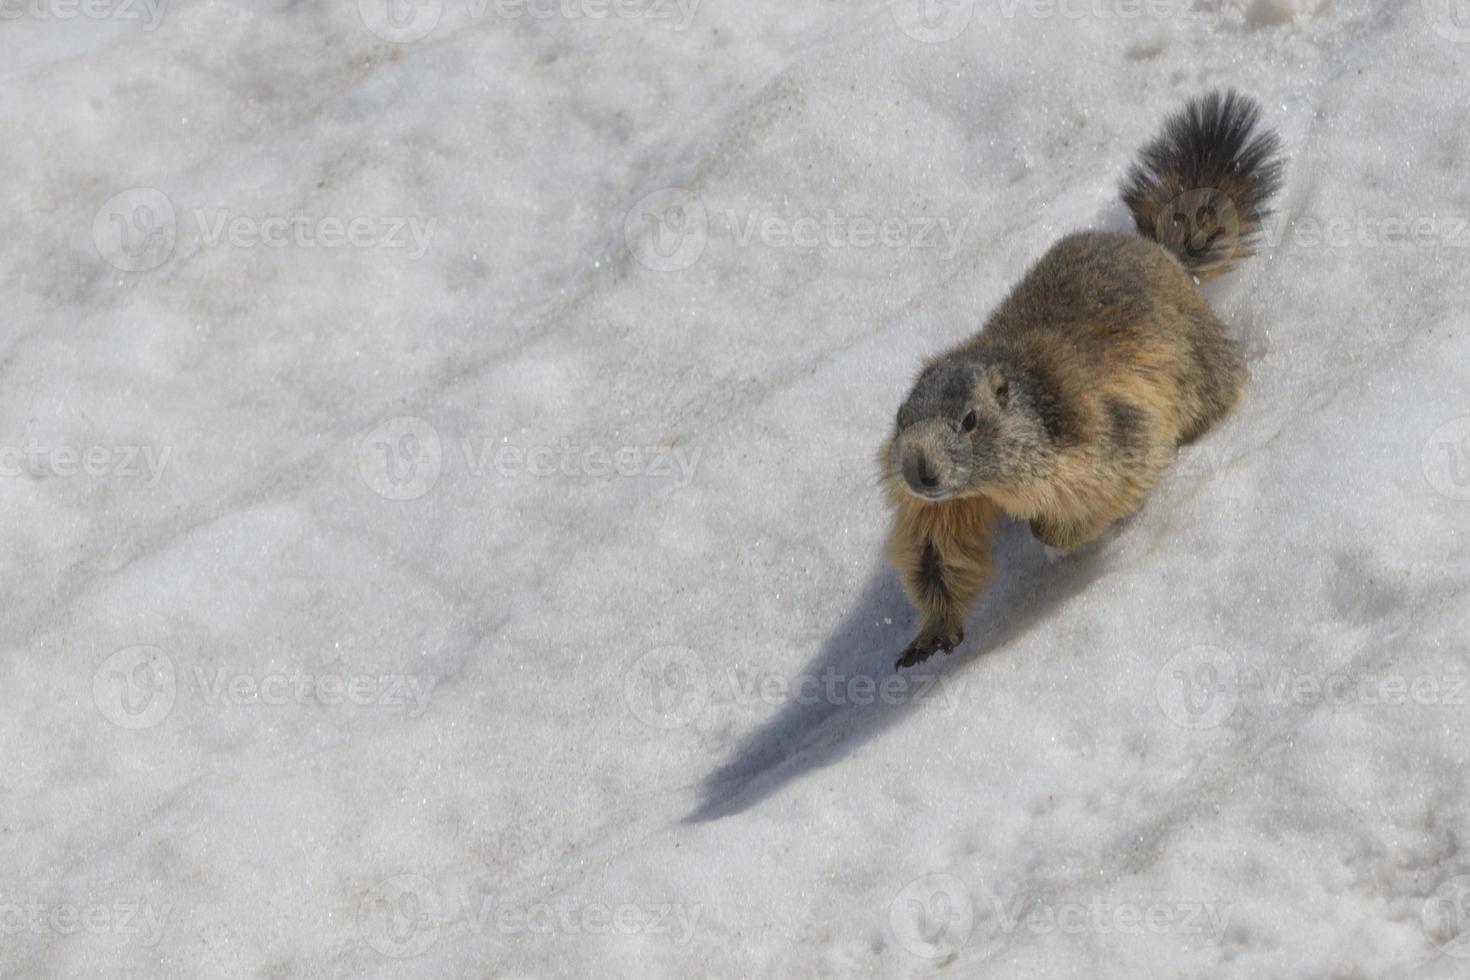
left=888, top=350, right=1055, bottom=501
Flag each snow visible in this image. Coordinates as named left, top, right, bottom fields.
left=2, top=0, right=1468, bottom=976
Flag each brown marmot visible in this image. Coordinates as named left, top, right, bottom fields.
left=881, top=90, right=1284, bottom=669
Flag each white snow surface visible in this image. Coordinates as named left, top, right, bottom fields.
left=3, top=0, right=1469, bottom=976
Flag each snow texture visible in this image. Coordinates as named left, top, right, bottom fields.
left=2, top=0, right=1469, bottom=976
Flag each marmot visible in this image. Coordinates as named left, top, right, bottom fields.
left=882, top=90, right=1284, bottom=669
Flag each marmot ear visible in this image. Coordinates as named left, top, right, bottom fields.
left=986, top=364, right=1010, bottom=408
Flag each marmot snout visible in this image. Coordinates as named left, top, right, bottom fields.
left=882, top=90, right=1284, bottom=669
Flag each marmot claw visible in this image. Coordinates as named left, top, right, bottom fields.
left=894, top=627, right=963, bottom=670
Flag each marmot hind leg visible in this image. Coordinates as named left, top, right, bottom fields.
left=1177, top=365, right=1246, bottom=446
left=1175, top=311, right=1248, bottom=446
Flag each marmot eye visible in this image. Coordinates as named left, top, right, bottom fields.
left=961, top=410, right=977, bottom=432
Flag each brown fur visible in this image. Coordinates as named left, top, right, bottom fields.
left=881, top=92, right=1283, bottom=669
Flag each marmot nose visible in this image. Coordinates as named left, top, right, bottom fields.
left=903, top=450, right=941, bottom=490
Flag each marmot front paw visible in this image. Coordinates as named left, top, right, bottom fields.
left=895, top=626, right=963, bottom=670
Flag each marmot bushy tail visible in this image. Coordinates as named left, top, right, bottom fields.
left=881, top=91, right=1285, bottom=669
left=1120, top=89, right=1284, bottom=282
